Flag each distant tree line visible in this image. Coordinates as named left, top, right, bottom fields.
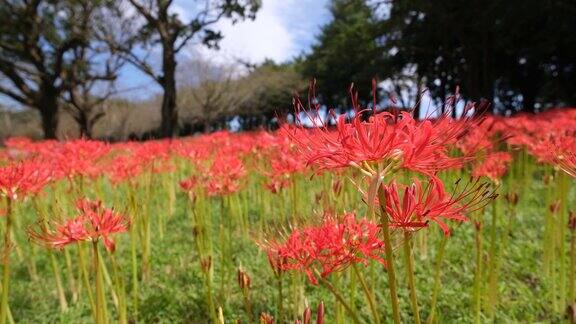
left=301, top=0, right=576, bottom=115
left=1, top=0, right=574, bottom=140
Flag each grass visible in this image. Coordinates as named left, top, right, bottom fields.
left=2, top=157, right=574, bottom=323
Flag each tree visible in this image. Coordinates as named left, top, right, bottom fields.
left=0, top=0, right=98, bottom=138
left=178, top=58, right=241, bottom=132
left=235, top=61, right=306, bottom=129
left=110, top=0, right=260, bottom=138
left=301, top=0, right=383, bottom=108
left=379, top=0, right=576, bottom=113
left=63, top=1, right=125, bottom=139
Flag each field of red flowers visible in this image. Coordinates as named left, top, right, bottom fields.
left=0, top=104, right=575, bottom=323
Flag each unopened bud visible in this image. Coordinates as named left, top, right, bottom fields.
left=568, top=211, right=576, bottom=231
left=505, top=192, right=519, bottom=206
left=237, top=267, right=251, bottom=291
left=316, top=301, right=325, bottom=324
left=201, top=256, right=212, bottom=273
left=474, top=221, right=482, bottom=231
left=302, top=306, right=311, bottom=324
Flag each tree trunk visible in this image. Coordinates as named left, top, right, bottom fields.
left=160, top=46, right=178, bottom=138
left=78, top=111, right=91, bottom=139
left=39, top=91, right=59, bottom=140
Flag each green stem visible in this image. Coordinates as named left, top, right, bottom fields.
left=319, top=277, right=361, bottom=324
left=570, top=227, right=576, bottom=305
left=0, top=198, right=12, bottom=324
left=203, top=267, right=217, bottom=323
left=277, top=274, right=284, bottom=324
left=486, top=199, right=499, bottom=317
left=377, top=185, right=402, bottom=324
left=129, top=226, right=139, bottom=319
left=77, top=244, right=96, bottom=316
left=49, top=252, right=68, bottom=312
left=110, top=253, right=127, bottom=324
left=427, top=235, right=448, bottom=324
left=64, top=248, right=78, bottom=303
left=241, top=288, right=253, bottom=323
left=404, top=232, right=421, bottom=324
left=352, top=263, right=381, bottom=324
left=93, top=241, right=106, bottom=324
left=473, top=223, right=483, bottom=324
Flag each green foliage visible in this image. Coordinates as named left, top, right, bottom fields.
left=381, top=0, right=576, bottom=112
left=300, top=0, right=383, bottom=107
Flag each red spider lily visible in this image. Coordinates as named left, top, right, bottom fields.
left=0, top=161, right=53, bottom=200
left=285, top=87, right=481, bottom=177
left=105, top=155, right=145, bottom=185
left=262, top=212, right=385, bottom=284
left=203, top=155, right=246, bottom=196
left=47, top=139, right=111, bottom=179
left=380, top=177, right=496, bottom=236
left=259, top=143, right=307, bottom=193
left=29, top=199, right=130, bottom=252
left=472, top=152, right=513, bottom=182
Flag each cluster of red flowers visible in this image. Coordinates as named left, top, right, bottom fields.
left=180, top=155, right=247, bottom=196
left=29, top=199, right=129, bottom=252
left=264, top=212, right=385, bottom=284
left=255, top=138, right=307, bottom=193
left=471, top=152, right=513, bottom=183
left=0, top=161, right=53, bottom=200
left=284, top=96, right=481, bottom=176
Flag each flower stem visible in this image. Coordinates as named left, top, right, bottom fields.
left=0, top=198, right=12, bottom=324
left=277, top=274, right=284, bottom=324
left=570, top=225, right=576, bottom=305
left=319, top=276, right=361, bottom=324
left=473, top=222, right=483, bottom=324
left=427, top=234, right=447, bottom=324
left=404, top=232, right=421, bottom=324
left=352, top=263, right=380, bottom=324
left=93, top=241, right=106, bottom=324
left=377, top=185, right=402, bottom=324
left=77, top=244, right=96, bottom=316
left=49, top=252, right=68, bottom=312
left=486, top=199, right=499, bottom=317
left=109, top=253, right=127, bottom=324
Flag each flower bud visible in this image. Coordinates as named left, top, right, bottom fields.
left=237, top=267, right=251, bottom=291
left=302, top=306, right=311, bottom=324
left=200, top=256, right=212, bottom=273
left=316, top=301, right=325, bottom=324
left=568, top=211, right=576, bottom=231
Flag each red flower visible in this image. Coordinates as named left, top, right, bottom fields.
left=285, top=91, right=481, bottom=177
left=472, top=152, right=513, bottom=182
left=203, top=156, right=246, bottom=196
left=29, top=199, right=130, bottom=252
left=0, top=161, right=52, bottom=200
left=262, top=212, right=385, bottom=284
left=49, top=139, right=111, bottom=179
left=380, top=177, right=496, bottom=235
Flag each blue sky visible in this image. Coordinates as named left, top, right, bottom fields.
left=117, top=0, right=332, bottom=100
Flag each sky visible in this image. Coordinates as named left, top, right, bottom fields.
left=117, top=0, right=332, bottom=100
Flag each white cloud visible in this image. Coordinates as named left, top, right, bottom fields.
left=188, top=1, right=296, bottom=65
left=176, top=0, right=330, bottom=65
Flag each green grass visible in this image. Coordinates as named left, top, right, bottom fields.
left=3, top=163, right=575, bottom=323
